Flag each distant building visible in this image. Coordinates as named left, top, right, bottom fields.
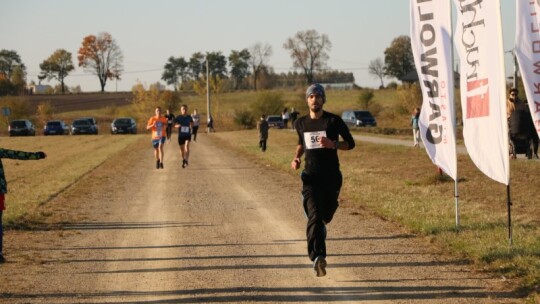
left=27, top=84, right=53, bottom=94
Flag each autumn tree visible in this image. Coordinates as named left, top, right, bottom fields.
left=247, top=42, right=272, bottom=91
left=77, top=32, right=123, bottom=92
left=206, top=51, right=228, bottom=80
left=283, top=29, right=331, bottom=85
left=161, top=56, right=189, bottom=91
left=188, top=52, right=206, bottom=80
left=384, top=35, right=415, bottom=81
left=39, top=49, right=74, bottom=94
left=368, top=58, right=386, bottom=89
left=0, top=50, right=26, bottom=80
left=0, top=50, right=26, bottom=95
left=228, top=49, right=251, bottom=89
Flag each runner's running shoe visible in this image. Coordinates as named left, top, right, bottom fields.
left=313, top=255, right=327, bottom=277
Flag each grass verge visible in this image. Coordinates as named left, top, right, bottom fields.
left=212, top=129, right=539, bottom=300
left=2, top=135, right=144, bottom=228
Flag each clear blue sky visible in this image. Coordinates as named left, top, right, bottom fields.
left=0, top=0, right=516, bottom=92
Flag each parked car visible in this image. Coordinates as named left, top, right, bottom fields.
left=44, top=120, right=70, bottom=135
left=71, top=118, right=98, bottom=135
left=111, top=117, right=137, bottom=134
left=341, top=110, right=377, bottom=127
left=8, top=119, right=36, bottom=136
left=78, top=117, right=98, bottom=134
left=266, top=115, right=284, bottom=129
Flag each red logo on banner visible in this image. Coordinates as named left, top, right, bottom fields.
left=466, top=78, right=490, bottom=118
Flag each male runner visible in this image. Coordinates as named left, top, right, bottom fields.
left=174, top=104, right=193, bottom=168
left=146, top=106, right=168, bottom=169
left=291, top=83, right=355, bottom=277
left=164, top=108, right=175, bottom=142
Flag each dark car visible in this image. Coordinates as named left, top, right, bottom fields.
left=8, top=119, right=36, bottom=136
left=111, top=117, right=137, bottom=134
left=341, top=110, right=377, bottom=127
left=44, top=120, right=70, bottom=135
left=71, top=118, right=98, bottom=135
left=266, top=115, right=284, bottom=129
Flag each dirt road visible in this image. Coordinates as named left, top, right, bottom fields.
left=0, top=135, right=519, bottom=303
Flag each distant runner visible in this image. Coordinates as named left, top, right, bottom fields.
left=191, top=109, right=200, bottom=142
left=164, top=108, right=175, bottom=142
left=291, top=84, right=355, bottom=277
left=146, top=106, right=168, bottom=169
left=174, top=104, right=194, bottom=168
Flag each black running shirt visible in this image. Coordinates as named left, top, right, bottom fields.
left=294, top=111, right=355, bottom=176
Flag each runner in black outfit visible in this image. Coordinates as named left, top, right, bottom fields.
left=164, top=109, right=175, bottom=142
left=291, top=83, right=355, bottom=277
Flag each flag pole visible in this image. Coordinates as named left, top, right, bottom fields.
left=450, top=0, right=460, bottom=229
left=506, top=184, right=513, bottom=245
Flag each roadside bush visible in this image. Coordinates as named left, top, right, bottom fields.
left=233, top=109, right=255, bottom=129
left=250, top=91, right=285, bottom=118
left=35, top=102, right=54, bottom=128
left=357, top=89, right=383, bottom=117
left=386, top=81, right=399, bottom=90
left=130, top=82, right=181, bottom=125
left=395, top=83, right=422, bottom=115
left=358, top=90, right=374, bottom=109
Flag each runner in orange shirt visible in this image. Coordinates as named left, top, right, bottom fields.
left=146, top=106, right=168, bottom=169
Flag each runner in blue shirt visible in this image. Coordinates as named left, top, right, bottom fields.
left=174, top=104, right=194, bottom=168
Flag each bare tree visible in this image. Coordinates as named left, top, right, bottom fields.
left=77, top=32, right=123, bottom=92
left=283, top=29, right=331, bottom=84
left=368, top=58, right=385, bottom=89
left=248, top=43, right=272, bottom=91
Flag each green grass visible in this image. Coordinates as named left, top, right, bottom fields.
left=1, top=135, right=144, bottom=227
left=212, top=128, right=540, bottom=299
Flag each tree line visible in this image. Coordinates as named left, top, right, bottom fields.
left=0, top=30, right=415, bottom=96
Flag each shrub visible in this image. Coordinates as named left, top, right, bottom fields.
left=233, top=110, right=255, bottom=129
left=386, top=81, right=399, bottom=90
left=358, top=90, right=374, bottom=109
left=35, top=102, right=54, bottom=128
left=395, top=83, right=422, bottom=115
left=250, top=91, right=285, bottom=118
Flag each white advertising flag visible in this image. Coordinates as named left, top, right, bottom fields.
left=453, top=0, right=509, bottom=185
left=410, top=0, right=457, bottom=180
left=515, top=0, right=540, bottom=140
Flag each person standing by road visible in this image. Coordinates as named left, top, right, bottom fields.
left=175, top=104, right=193, bottom=168
left=290, top=107, right=299, bottom=130
left=282, top=108, right=290, bottom=129
left=0, top=148, right=47, bottom=263
left=191, top=109, right=201, bottom=142
left=164, top=108, right=175, bottom=142
left=290, top=83, right=355, bottom=277
left=411, top=107, right=421, bottom=147
left=146, top=106, right=168, bottom=169
left=257, top=114, right=269, bottom=152
left=207, top=115, right=215, bottom=133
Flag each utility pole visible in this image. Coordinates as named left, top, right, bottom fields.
left=206, top=59, right=211, bottom=130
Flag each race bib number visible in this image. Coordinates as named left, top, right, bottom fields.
left=156, top=122, right=164, bottom=134
left=303, top=131, right=326, bottom=149
left=180, top=126, right=190, bottom=134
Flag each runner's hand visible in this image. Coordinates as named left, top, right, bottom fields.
left=291, top=158, right=301, bottom=170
